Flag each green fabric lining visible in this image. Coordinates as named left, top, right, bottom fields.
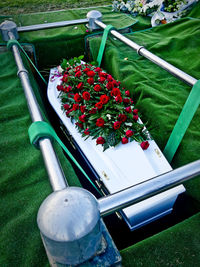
left=7, top=39, right=47, bottom=85
left=121, top=212, right=200, bottom=267
left=0, top=6, right=137, bottom=70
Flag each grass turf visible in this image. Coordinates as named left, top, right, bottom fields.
left=0, top=0, right=112, bottom=15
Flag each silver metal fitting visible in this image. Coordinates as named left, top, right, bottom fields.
left=17, top=69, right=29, bottom=76
left=0, top=20, right=19, bottom=41
left=137, top=46, right=144, bottom=55
left=87, top=10, right=102, bottom=31
left=37, top=187, right=102, bottom=265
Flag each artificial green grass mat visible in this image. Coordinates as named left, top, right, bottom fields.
left=121, top=212, right=200, bottom=267
left=0, top=6, right=137, bottom=70
left=0, top=51, right=81, bottom=266
left=88, top=16, right=200, bottom=203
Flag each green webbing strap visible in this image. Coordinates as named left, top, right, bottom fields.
left=28, top=121, right=101, bottom=194
left=7, top=39, right=47, bottom=85
left=97, top=25, right=115, bottom=67
left=164, top=80, right=200, bottom=163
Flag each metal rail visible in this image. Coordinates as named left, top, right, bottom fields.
left=99, top=159, right=200, bottom=216
left=8, top=31, right=68, bottom=191
left=17, top=18, right=89, bottom=32
left=94, top=20, right=197, bottom=87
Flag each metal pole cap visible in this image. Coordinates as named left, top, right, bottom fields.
left=87, top=10, right=102, bottom=31
left=37, top=187, right=102, bottom=265
left=0, top=20, right=19, bottom=41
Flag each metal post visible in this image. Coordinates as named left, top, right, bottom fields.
left=17, top=18, right=89, bottom=32
left=94, top=20, right=197, bottom=87
left=99, top=159, right=200, bottom=216
left=7, top=30, right=67, bottom=191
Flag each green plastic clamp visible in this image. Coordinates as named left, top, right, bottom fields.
left=28, top=121, right=101, bottom=194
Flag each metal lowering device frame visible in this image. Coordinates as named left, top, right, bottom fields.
left=1, top=10, right=200, bottom=267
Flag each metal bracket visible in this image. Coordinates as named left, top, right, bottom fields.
left=0, top=20, right=19, bottom=41
left=87, top=10, right=102, bottom=31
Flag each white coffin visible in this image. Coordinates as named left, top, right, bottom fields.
left=47, top=68, right=185, bottom=230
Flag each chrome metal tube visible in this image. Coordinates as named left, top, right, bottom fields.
left=99, top=160, right=200, bottom=216
left=95, top=20, right=197, bottom=86
left=17, top=18, right=89, bottom=32
left=8, top=31, right=68, bottom=191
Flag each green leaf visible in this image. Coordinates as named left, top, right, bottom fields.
left=78, top=55, right=84, bottom=60
left=61, top=59, right=67, bottom=69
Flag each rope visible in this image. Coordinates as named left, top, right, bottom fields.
left=28, top=121, right=102, bottom=194
left=7, top=39, right=47, bottom=85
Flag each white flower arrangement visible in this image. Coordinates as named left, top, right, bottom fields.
left=112, top=0, right=198, bottom=17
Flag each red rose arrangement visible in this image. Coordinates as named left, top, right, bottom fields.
left=57, top=57, right=149, bottom=151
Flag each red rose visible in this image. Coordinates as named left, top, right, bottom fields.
left=115, top=95, right=123, bottom=103
left=106, top=82, right=114, bottom=90
left=75, top=71, right=82, bottom=78
left=62, top=75, right=68, bottom=82
left=130, top=99, right=134, bottom=104
left=95, top=67, right=102, bottom=73
left=113, top=121, right=121, bottom=130
left=99, top=72, right=107, bottom=78
left=118, top=114, right=127, bottom=122
left=66, top=109, right=73, bottom=117
left=126, top=130, right=134, bottom=137
left=113, top=80, right=121, bottom=87
left=89, top=108, right=97, bottom=114
left=74, top=93, right=81, bottom=103
left=63, top=104, right=70, bottom=110
left=125, top=106, right=132, bottom=113
left=95, top=102, right=103, bottom=110
left=80, top=105, right=86, bottom=113
left=107, top=75, right=113, bottom=82
left=83, top=67, right=90, bottom=73
left=76, top=122, right=83, bottom=129
left=96, top=118, right=105, bottom=127
left=111, top=88, right=121, bottom=97
left=96, top=136, right=105, bottom=145
left=133, top=109, right=138, bottom=115
left=94, top=84, right=101, bottom=92
left=84, top=128, right=90, bottom=135
left=99, top=77, right=106, bottom=83
left=75, top=65, right=81, bottom=72
left=122, top=137, right=128, bottom=144
left=133, top=114, right=139, bottom=122
left=65, top=86, right=72, bottom=92
left=79, top=114, right=86, bottom=122
left=57, top=84, right=64, bottom=91
left=82, top=91, right=91, bottom=101
left=100, top=94, right=110, bottom=104
left=87, top=70, right=96, bottom=77
left=77, top=82, right=84, bottom=90
left=72, top=103, right=79, bottom=111
left=123, top=98, right=130, bottom=104
left=87, top=77, right=94, bottom=85
left=140, top=141, right=150, bottom=150
left=125, top=90, right=130, bottom=97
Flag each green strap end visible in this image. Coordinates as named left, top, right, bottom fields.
left=97, top=24, right=115, bottom=67
left=164, top=80, right=200, bottom=162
